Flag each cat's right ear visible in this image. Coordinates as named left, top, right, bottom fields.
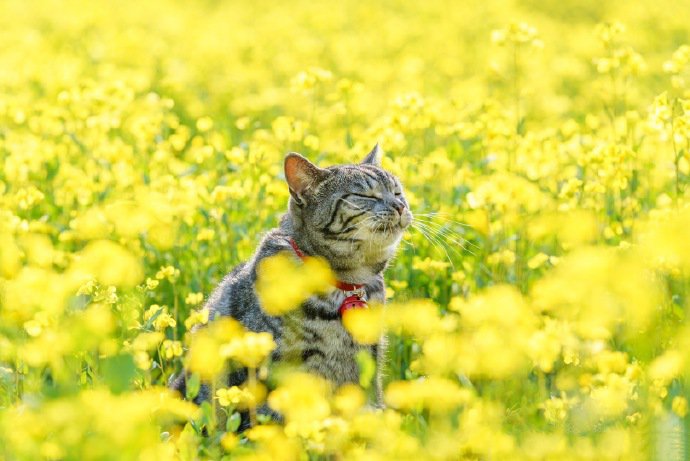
left=361, top=143, right=382, bottom=166
left=284, top=153, right=328, bottom=205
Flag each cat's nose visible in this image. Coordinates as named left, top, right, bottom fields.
left=392, top=200, right=405, bottom=216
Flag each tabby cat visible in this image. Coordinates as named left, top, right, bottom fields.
left=171, top=144, right=412, bottom=421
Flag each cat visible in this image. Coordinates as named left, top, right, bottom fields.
left=170, top=144, right=412, bottom=424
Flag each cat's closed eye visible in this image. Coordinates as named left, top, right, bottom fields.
left=350, top=193, right=378, bottom=200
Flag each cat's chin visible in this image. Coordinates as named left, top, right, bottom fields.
left=365, top=225, right=405, bottom=247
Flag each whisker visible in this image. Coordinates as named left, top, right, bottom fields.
left=413, top=217, right=481, bottom=251
left=414, top=215, right=480, bottom=243
left=410, top=222, right=456, bottom=270
left=413, top=216, right=478, bottom=247
left=348, top=215, right=377, bottom=253
left=412, top=222, right=465, bottom=257
left=415, top=221, right=496, bottom=279
left=413, top=219, right=479, bottom=255
left=412, top=211, right=473, bottom=227
left=401, top=236, right=415, bottom=249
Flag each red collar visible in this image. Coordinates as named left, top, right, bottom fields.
left=288, top=238, right=368, bottom=316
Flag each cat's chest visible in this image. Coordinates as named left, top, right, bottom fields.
left=277, top=291, right=371, bottom=386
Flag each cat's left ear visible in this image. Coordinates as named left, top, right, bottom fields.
left=361, top=143, right=382, bottom=166
left=284, top=153, right=329, bottom=205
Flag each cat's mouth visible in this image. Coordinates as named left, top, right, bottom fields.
left=370, top=212, right=412, bottom=235
left=372, top=223, right=403, bottom=234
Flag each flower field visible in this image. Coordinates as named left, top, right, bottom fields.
left=1, top=0, right=690, bottom=459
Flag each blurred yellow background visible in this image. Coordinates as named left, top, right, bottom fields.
left=1, top=0, right=690, bottom=459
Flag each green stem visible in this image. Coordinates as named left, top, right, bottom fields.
left=14, top=359, right=21, bottom=403
left=211, top=378, right=218, bottom=434
left=248, top=367, right=257, bottom=427
left=670, top=99, right=681, bottom=204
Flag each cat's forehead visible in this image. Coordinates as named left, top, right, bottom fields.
left=326, top=164, right=400, bottom=190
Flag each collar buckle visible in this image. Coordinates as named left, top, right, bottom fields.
left=344, top=286, right=367, bottom=301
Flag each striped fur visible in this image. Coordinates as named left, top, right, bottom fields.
left=171, top=145, right=412, bottom=421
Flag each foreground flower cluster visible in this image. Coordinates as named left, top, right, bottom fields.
left=1, top=0, right=689, bottom=459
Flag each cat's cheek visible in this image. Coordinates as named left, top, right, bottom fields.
left=401, top=211, right=413, bottom=228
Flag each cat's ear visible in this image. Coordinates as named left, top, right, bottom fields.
left=361, top=143, right=382, bottom=166
left=284, top=153, right=328, bottom=204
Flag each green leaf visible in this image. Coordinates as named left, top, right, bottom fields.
left=186, top=373, right=200, bottom=400
left=101, top=354, right=137, bottom=394
left=356, top=349, right=376, bottom=389
left=226, top=411, right=241, bottom=432
left=200, top=401, right=214, bottom=427
left=257, top=413, right=273, bottom=425
left=142, top=306, right=164, bottom=331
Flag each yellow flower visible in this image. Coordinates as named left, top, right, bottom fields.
left=133, top=351, right=152, bottom=370
left=411, top=256, right=451, bottom=275
left=23, top=319, right=44, bottom=337
left=527, top=252, right=550, bottom=269
left=187, top=333, right=224, bottom=380
left=216, top=385, right=260, bottom=409
left=196, top=228, right=215, bottom=242
left=155, top=265, right=180, bottom=282
left=221, top=432, right=239, bottom=451
left=186, top=318, right=245, bottom=379
left=491, top=22, right=540, bottom=46
left=587, top=374, right=636, bottom=418
left=195, top=116, right=214, bottom=132
left=256, top=252, right=335, bottom=315
left=184, top=292, right=204, bottom=306
left=220, top=332, right=276, bottom=368
left=385, top=377, right=472, bottom=413
left=268, top=372, right=331, bottom=424
left=648, top=350, right=683, bottom=383
left=144, top=277, right=159, bottom=290
left=184, top=308, right=209, bottom=330
left=70, top=240, right=143, bottom=287
left=672, top=396, right=688, bottom=417
left=81, top=303, right=115, bottom=337
left=161, top=340, right=183, bottom=360
left=386, top=300, right=443, bottom=339
left=143, top=305, right=177, bottom=331
left=638, top=207, right=690, bottom=271
left=333, top=384, right=366, bottom=417
left=130, top=332, right=164, bottom=352
left=540, top=393, right=577, bottom=424
left=342, top=306, right=384, bottom=345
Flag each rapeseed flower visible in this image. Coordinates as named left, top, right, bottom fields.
left=256, top=252, right=335, bottom=315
